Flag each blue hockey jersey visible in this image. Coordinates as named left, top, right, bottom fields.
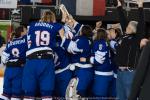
left=26, top=21, right=62, bottom=56
left=90, top=39, right=112, bottom=72
left=71, top=36, right=91, bottom=64
left=62, top=36, right=91, bottom=64
left=54, top=46, right=70, bottom=70
left=4, top=35, right=27, bottom=63
left=63, top=22, right=83, bottom=39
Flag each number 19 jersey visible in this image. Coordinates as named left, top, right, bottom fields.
left=26, top=22, right=62, bottom=56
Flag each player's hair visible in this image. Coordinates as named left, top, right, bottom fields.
left=115, top=28, right=122, bottom=38
left=107, top=28, right=122, bottom=38
left=81, top=25, right=93, bottom=38
left=41, top=10, right=56, bottom=23
left=95, top=28, right=107, bottom=41
left=12, top=26, right=24, bottom=39
left=10, top=32, right=15, bottom=41
left=128, top=21, right=138, bottom=33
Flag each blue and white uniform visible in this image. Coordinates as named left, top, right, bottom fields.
left=53, top=22, right=84, bottom=97
left=22, top=21, right=62, bottom=99
left=108, top=47, right=117, bottom=98
left=90, top=39, right=114, bottom=99
left=0, top=35, right=27, bottom=100
left=62, top=35, right=94, bottom=97
left=63, top=22, right=83, bottom=39
left=54, top=46, right=72, bottom=97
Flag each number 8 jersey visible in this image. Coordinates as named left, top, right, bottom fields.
left=4, top=35, right=27, bottom=63
left=26, top=22, right=62, bottom=56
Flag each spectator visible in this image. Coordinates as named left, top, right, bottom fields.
left=113, top=0, right=145, bottom=100
left=128, top=41, right=150, bottom=100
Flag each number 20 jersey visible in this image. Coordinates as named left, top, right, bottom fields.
left=26, top=22, right=62, bottom=56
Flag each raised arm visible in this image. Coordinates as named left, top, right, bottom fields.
left=136, top=0, right=145, bottom=35
left=93, top=21, right=102, bottom=34
left=60, top=4, right=83, bottom=37
left=60, top=4, right=77, bottom=27
left=116, top=0, right=128, bottom=33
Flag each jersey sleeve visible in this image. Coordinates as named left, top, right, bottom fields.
left=61, top=38, right=83, bottom=54
left=110, top=40, right=117, bottom=50
left=23, top=35, right=28, bottom=52
left=54, top=23, right=63, bottom=33
left=64, top=24, right=74, bottom=39
left=61, top=36, right=89, bottom=55
left=4, top=42, right=9, bottom=53
left=73, top=22, right=83, bottom=36
left=28, top=22, right=35, bottom=33
left=1, top=43, right=10, bottom=64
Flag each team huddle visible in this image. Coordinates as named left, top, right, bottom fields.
left=0, top=5, right=116, bottom=100
left=0, top=0, right=146, bottom=99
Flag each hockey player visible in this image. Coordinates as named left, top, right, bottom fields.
left=22, top=10, right=65, bottom=100
left=0, top=26, right=27, bottom=100
left=54, top=42, right=72, bottom=98
left=61, top=25, right=94, bottom=99
left=107, top=27, right=122, bottom=98
left=80, top=29, right=114, bottom=100
left=60, top=4, right=83, bottom=39
left=53, top=5, right=85, bottom=98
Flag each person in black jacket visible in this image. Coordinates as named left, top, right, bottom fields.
left=113, top=0, right=145, bottom=100
left=128, top=41, right=150, bottom=100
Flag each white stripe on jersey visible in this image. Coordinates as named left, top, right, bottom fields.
left=11, top=97, right=21, bottom=100
left=95, top=71, right=114, bottom=76
left=0, top=94, right=9, bottom=100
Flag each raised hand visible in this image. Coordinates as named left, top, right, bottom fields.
left=117, top=0, right=122, bottom=7
left=59, top=4, right=70, bottom=23
left=136, top=0, right=144, bottom=7
left=95, top=21, right=102, bottom=30
left=59, top=4, right=70, bottom=16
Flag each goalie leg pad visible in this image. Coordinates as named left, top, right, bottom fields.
left=66, top=77, right=79, bottom=100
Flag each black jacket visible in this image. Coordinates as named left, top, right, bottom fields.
left=115, top=34, right=143, bottom=68
left=128, top=42, right=150, bottom=100
left=115, top=6, right=145, bottom=68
